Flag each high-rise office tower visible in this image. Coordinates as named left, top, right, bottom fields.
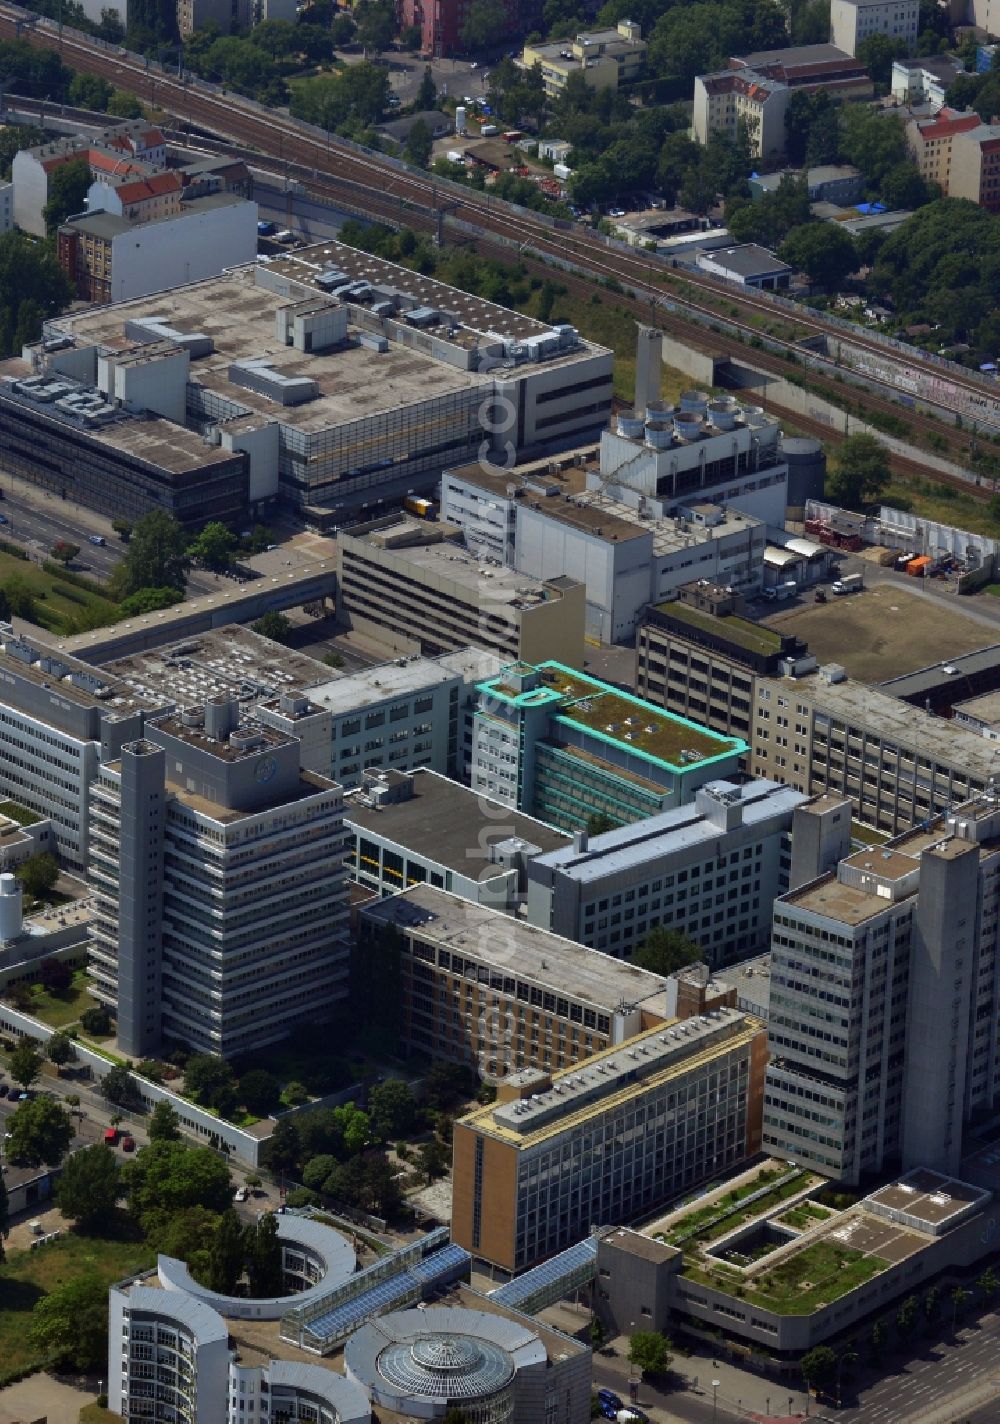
left=89, top=696, right=346, bottom=1058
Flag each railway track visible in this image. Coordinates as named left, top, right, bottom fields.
left=4, top=3, right=1000, bottom=420
left=2, top=3, right=993, bottom=495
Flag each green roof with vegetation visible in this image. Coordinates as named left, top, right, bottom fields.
left=0, top=800, right=43, bottom=827
left=656, top=600, right=784, bottom=657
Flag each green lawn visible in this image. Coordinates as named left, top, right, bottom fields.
left=661, top=1168, right=806, bottom=1246
left=22, top=970, right=97, bottom=1030
left=0, top=552, right=120, bottom=636
left=778, top=1201, right=834, bottom=1231
left=0, top=1223, right=153, bottom=1381
left=0, top=800, right=42, bottom=827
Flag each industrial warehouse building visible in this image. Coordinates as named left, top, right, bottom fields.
left=1, top=242, right=612, bottom=527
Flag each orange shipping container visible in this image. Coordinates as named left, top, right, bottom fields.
left=907, top=555, right=931, bottom=576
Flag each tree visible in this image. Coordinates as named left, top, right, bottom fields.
left=303, top=1153, right=340, bottom=1190
left=245, top=1212, right=283, bottom=1295
left=112, top=518, right=133, bottom=542
left=80, top=1004, right=112, bottom=1036
left=40, top=956, right=72, bottom=993
left=262, top=1118, right=300, bottom=1176
left=6, top=1095, right=72, bottom=1166
left=0, top=124, right=44, bottom=181
left=109, top=509, right=189, bottom=600
left=460, top=0, right=507, bottom=49
left=108, top=88, right=143, bottom=118
left=101, top=1063, right=142, bottom=1109
left=30, top=1273, right=108, bottom=1372
left=49, top=539, right=81, bottom=567
left=122, top=1141, right=233, bottom=1224
left=149, top=1100, right=181, bottom=1142
left=252, top=610, right=292, bottom=643
left=857, top=32, right=909, bottom=89
left=951, top=1284, right=970, bottom=1329
left=415, top=65, right=436, bottom=110
left=239, top=1069, right=281, bottom=1116
left=184, top=1053, right=237, bottom=1108
left=869, top=1318, right=887, bottom=1359
left=368, top=1079, right=417, bottom=1140
left=16, top=852, right=60, bottom=901
left=978, top=1267, right=999, bottom=1302
left=55, top=1143, right=120, bottom=1228
left=283, top=1080, right=309, bottom=1107
left=354, top=0, right=394, bottom=51
left=827, top=433, right=891, bottom=511
left=47, top=1031, right=75, bottom=1067
left=896, top=1293, right=919, bottom=1339
left=209, top=1206, right=246, bottom=1293
left=43, top=158, right=92, bottom=234
left=10, top=1038, right=42, bottom=1090
left=68, top=72, right=113, bottom=110
left=404, top=118, right=433, bottom=169
left=118, top=585, right=185, bottom=617
left=586, top=811, right=616, bottom=836
left=801, top=1344, right=838, bottom=1389
left=633, top=926, right=701, bottom=977
left=418, top=1137, right=448, bottom=1183
left=627, top=1331, right=673, bottom=1378
left=188, top=520, right=236, bottom=571
left=780, top=223, right=859, bottom=288
left=150, top=1203, right=220, bottom=1282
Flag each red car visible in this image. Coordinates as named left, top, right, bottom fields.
left=121, top=1135, right=136, bottom=1152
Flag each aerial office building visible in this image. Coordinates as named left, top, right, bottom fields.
left=452, top=1008, right=768, bottom=1272
left=523, top=779, right=846, bottom=964
left=751, top=661, right=1000, bottom=834
left=357, top=883, right=671, bottom=1078
left=12, top=243, right=612, bottom=527
left=88, top=697, right=346, bottom=1059
left=764, top=791, right=1000, bottom=1184
left=471, top=660, right=746, bottom=831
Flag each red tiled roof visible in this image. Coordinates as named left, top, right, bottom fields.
left=115, top=171, right=182, bottom=202
left=914, top=112, right=980, bottom=141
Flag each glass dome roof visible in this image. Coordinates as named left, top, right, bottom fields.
left=377, top=1332, right=515, bottom=1400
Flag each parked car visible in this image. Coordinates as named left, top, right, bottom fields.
left=600, top=1405, right=618, bottom=1420
left=257, top=220, right=277, bottom=235
left=121, top=1134, right=136, bottom=1151
left=104, top=1127, right=119, bottom=1145
left=0, top=1082, right=8, bottom=1096
left=598, top=1390, right=624, bottom=1410
left=235, top=1187, right=248, bottom=1202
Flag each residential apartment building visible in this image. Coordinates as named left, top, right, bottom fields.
left=0, top=629, right=159, bottom=871
left=905, top=108, right=982, bottom=192
left=637, top=582, right=815, bottom=742
left=88, top=697, right=347, bottom=1059
left=830, top=0, right=918, bottom=56
left=764, top=793, right=1000, bottom=1183
left=519, top=22, right=646, bottom=98
left=441, top=448, right=768, bottom=644
left=948, top=122, right=1000, bottom=212
left=338, top=518, right=586, bottom=668
left=358, top=883, right=671, bottom=1080
left=750, top=662, right=999, bottom=834
left=346, top=768, right=571, bottom=910
left=891, top=53, right=964, bottom=108
left=57, top=194, right=258, bottom=305
left=694, top=45, right=873, bottom=157
left=471, top=660, right=746, bottom=832
left=524, top=779, right=846, bottom=964
left=11, top=121, right=167, bottom=236
left=452, top=1008, right=768, bottom=1271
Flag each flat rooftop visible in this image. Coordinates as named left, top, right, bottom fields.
left=530, top=780, right=805, bottom=883
left=877, top=644, right=1000, bottom=702
left=866, top=1169, right=989, bottom=1231
left=103, top=624, right=331, bottom=706
left=345, top=769, right=571, bottom=876
left=267, top=239, right=563, bottom=347
left=480, top=661, right=745, bottom=770
left=784, top=870, right=909, bottom=925
left=153, top=714, right=294, bottom=763
left=344, top=520, right=563, bottom=609
left=778, top=670, right=1000, bottom=780
left=463, top=1011, right=762, bottom=1147
left=954, top=690, right=1000, bottom=726
left=655, top=599, right=784, bottom=656
left=0, top=629, right=155, bottom=716
left=0, top=362, right=239, bottom=474
left=360, top=882, right=670, bottom=1014
left=307, top=656, right=460, bottom=716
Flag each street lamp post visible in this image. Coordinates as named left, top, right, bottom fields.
left=712, top=1378, right=720, bottom=1424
